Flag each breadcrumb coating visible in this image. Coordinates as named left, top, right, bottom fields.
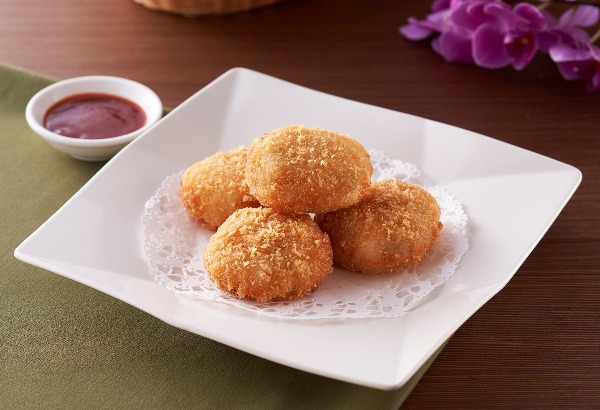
left=315, top=180, right=442, bottom=275
left=245, top=125, right=373, bottom=213
left=204, top=207, right=333, bottom=302
left=180, top=147, right=260, bottom=231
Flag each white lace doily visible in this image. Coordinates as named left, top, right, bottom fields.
left=142, top=150, right=469, bottom=320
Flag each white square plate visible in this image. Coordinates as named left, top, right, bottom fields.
left=15, top=68, right=581, bottom=390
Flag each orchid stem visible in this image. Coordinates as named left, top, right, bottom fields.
left=591, top=26, right=600, bottom=43
left=537, top=1, right=551, bottom=10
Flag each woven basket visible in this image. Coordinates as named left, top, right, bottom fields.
left=133, top=0, right=282, bottom=16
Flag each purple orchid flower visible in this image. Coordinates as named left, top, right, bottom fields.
left=399, top=0, right=456, bottom=41
left=539, top=5, right=600, bottom=51
left=400, top=10, right=449, bottom=41
left=453, top=1, right=549, bottom=69
left=401, top=1, right=549, bottom=70
left=549, top=42, right=600, bottom=91
left=400, top=1, right=600, bottom=92
left=399, top=0, right=479, bottom=41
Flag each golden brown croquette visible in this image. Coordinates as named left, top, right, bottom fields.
left=204, top=207, right=333, bottom=302
left=315, top=180, right=442, bottom=274
left=180, top=147, right=260, bottom=231
left=245, top=125, right=372, bottom=214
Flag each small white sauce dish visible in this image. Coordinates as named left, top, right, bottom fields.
left=25, top=75, right=163, bottom=161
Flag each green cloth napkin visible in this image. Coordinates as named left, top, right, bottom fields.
left=0, top=63, right=444, bottom=409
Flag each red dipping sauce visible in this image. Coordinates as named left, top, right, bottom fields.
left=44, top=93, right=146, bottom=139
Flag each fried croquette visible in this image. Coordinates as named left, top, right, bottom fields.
left=203, top=207, right=333, bottom=302
left=180, top=147, right=260, bottom=231
left=245, top=125, right=373, bottom=213
left=315, top=180, right=442, bottom=275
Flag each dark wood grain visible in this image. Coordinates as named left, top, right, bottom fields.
left=1, top=1, right=598, bottom=408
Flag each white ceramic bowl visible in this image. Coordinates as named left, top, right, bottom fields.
left=26, top=76, right=163, bottom=161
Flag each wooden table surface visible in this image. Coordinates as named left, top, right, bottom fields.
left=2, top=0, right=598, bottom=408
